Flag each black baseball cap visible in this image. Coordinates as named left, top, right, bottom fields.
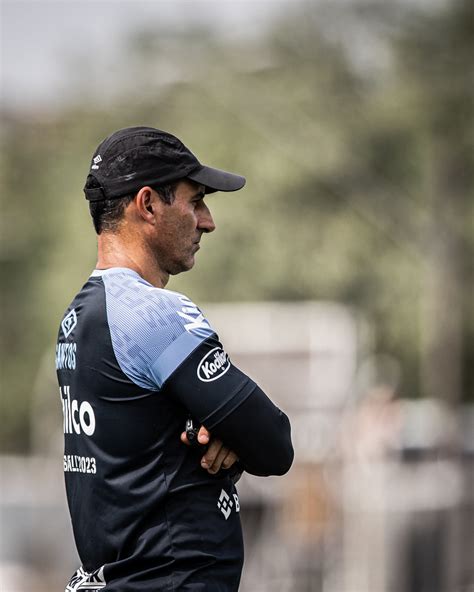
left=84, top=126, right=246, bottom=201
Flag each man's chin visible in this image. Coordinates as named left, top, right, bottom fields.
left=169, top=257, right=195, bottom=276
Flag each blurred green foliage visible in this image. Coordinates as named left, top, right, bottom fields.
left=1, top=0, right=473, bottom=451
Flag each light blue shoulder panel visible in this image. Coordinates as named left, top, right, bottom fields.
left=101, top=269, right=215, bottom=390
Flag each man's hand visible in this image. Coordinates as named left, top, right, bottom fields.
left=180, top=426, right=239, bottom=474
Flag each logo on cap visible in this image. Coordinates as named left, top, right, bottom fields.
left=91, top=155, right=102, bottom=170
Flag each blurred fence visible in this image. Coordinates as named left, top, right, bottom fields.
left=1, top=302, right=473, bottom=592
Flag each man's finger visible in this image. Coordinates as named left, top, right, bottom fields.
left=197, top=426, right=210, bottom=445
left=221, top=450, right=239, bottom=470
left=208, top=446, right=232, bottom=474
left=201, top=438, right=223, bottom=469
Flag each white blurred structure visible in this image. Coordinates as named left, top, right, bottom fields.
left=208, top=302, right=363, bottom=462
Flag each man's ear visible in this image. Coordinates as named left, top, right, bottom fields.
left=135, top=187, right=159, bottom=223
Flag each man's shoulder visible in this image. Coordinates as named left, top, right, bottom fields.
left=94, top=268, right=215, bottom=389
left=99, top=268, right=213, bottom=340
left=99, top=267, right=193, bottom=305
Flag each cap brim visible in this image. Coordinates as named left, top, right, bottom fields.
left=187, top=165, right=246, bottom=194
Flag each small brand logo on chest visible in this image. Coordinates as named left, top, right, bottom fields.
left=61, top=309, right=78, bottom=338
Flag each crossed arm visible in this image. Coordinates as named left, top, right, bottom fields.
left=174, top=380, right=294, bottom=477
left=164, top=334, right=294, bottom=477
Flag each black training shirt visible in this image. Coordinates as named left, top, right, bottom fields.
left=56, top=268, right=293, bottom=591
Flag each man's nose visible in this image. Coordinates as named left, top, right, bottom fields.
left=198, top=203, right=216, bottom=234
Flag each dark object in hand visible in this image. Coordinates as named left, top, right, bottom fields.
left=185, top=417, right=200, bottom=446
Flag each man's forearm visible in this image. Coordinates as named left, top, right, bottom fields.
left=209, top=384, right=294, bottom=477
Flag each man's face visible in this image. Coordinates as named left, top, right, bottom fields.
left=149, top=179, right=216, bottom=275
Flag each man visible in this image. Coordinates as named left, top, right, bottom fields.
left=56, top=126, right=293, bottom=592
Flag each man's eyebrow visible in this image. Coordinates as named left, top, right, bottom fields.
left=192, top=190, right=206, bottom=199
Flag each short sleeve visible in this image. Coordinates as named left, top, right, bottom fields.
left=102, top=271, right=214, bottom=391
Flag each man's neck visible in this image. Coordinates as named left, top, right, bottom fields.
left=96, top=232, right=169, bottom=288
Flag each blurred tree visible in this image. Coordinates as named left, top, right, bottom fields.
left=393, top=0, right=474, bottom=405
left=247, top=0, right=474, bottom=404
left=332, top=0, right=474, bottom=404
